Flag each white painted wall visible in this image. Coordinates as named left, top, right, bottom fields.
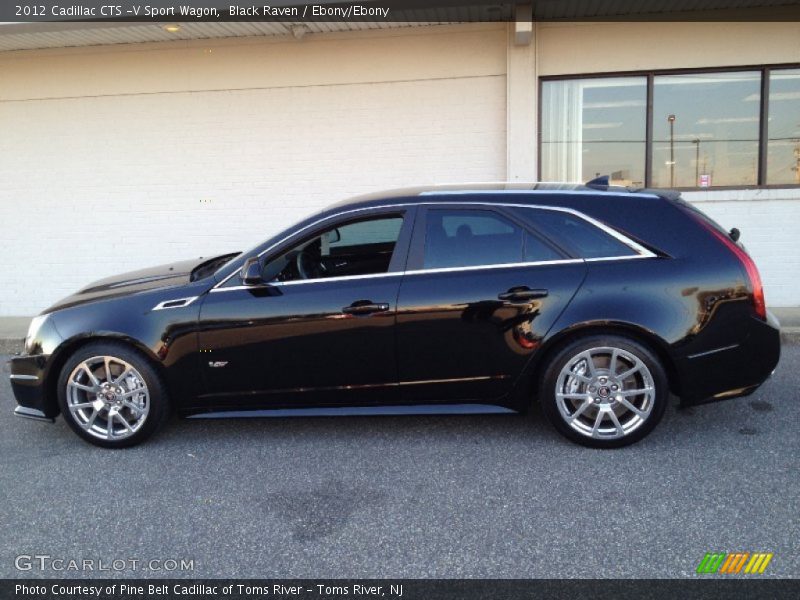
left=0, top=25, right=507, bottom=315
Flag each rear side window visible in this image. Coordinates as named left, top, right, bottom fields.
left=423, top=209, right=562, bottom=269
left=522, top=209, right=639, bottom=259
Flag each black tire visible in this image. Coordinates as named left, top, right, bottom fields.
left=57, top=341, right=170, bottom=448
left=539, top=334, right=668, bottom=449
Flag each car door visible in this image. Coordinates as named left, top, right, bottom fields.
left=197, top=207, right=415, bottom=409
left=395, top=203, right=586, bottom=403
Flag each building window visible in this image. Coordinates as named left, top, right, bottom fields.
left=767, top=68, right=800, bottom=185
left=541, top=77, right=647, bottom=186
left=652, top=72, right=760, bottom=188
left=540, top=65, right=800, bottom=188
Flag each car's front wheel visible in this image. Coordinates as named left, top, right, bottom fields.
left=57, top=342, right=169, bottom=448
left=540, top=334, right=668, bottom=448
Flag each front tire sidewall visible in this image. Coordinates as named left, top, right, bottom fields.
left=540, top=335, right=668, bottom=449
left=57, top=342, right=168, bottom=448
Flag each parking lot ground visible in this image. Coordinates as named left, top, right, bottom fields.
left=1, top=348, right=798, bottom=579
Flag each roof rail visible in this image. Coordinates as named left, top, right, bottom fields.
left=584, top=176, right=682, bottom=201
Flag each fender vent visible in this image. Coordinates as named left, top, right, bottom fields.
left=152, top=297, right=198, bottom=311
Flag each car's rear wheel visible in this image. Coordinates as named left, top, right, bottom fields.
left=57, top=342, right=169, bottom=448
left=539, top=334, right=668, bottom=448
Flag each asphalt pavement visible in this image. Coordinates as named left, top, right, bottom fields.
left=1, top=348, right=798, bottom=579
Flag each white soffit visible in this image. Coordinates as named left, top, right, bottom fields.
left=0, top=21, right=451, bottom=52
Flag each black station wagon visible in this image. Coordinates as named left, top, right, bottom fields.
left=10, top=182, right=781, bottom=448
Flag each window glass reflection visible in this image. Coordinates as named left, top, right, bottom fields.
left=541, top=77, right=647, bottom=186
left=652, top=72, right=760, bottom=187
left=767, top=69, right=800, bottom=185
left=424, top=209, right=526, bottom=269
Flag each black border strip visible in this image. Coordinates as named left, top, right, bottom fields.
left=2, top=1, right=800, bottom=23
left=5, top=579, right=800, bottom=600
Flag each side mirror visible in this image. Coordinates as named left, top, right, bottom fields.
left=239, top=257, right=264, bottom=286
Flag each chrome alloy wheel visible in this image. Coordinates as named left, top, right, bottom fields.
left=66, top=355, right=150, bottom=441
left=554, top=346, right=655, bottom=440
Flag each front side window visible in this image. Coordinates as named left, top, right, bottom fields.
left=541, top=77, right=647, bottom=186
left=264, top=215, right=403, bottom=282
left=423, top=209, right=561, bottom=269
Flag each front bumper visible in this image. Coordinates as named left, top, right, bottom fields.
left=9, top=354, right=58, bottom=421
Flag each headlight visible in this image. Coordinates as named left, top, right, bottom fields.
left=25, top=315, right=48, bottom=351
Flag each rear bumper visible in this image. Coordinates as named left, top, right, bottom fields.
left=9, top=354, right=58, bottom=420
left=678, top=311, right=781, bottom=405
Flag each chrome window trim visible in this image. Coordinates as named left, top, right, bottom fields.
left=210, top=258, right=594, bottom=292
left=584, top=254, right=652, bottom=262
left=211, top=271, right=405, bottom=291
left=151, top=296, right=199, bottom=311
left=211, top=200, right=656, bottom=292
left=403, top=258, right=586, bottom=277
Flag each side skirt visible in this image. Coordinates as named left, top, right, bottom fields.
left=185, top=404, right=518, bottom=419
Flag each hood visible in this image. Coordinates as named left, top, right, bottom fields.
left=43, top=257, right=212, bottom=314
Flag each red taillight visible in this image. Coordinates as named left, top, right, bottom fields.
left=688, top=212, right=767, bottom=321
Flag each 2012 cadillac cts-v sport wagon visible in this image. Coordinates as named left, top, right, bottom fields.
left=10, top=183, right=781, bottom=448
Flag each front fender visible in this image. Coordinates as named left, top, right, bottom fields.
left=15, top=285, right=207, bottom=418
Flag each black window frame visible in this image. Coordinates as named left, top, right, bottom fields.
left=538, top=62, right=800, bottom=190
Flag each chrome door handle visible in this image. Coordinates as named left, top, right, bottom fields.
left=342, top=301, right=390, bottom=315
left=497, top=287, right=549, bottom=302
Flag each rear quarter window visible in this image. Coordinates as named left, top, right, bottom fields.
left=518, top=209, right=639, bottom=259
